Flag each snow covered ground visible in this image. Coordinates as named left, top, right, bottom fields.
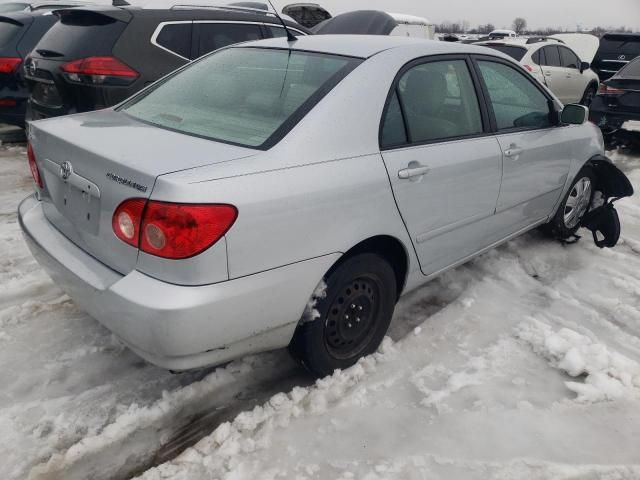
left=2, top=144, right=640, bottom=479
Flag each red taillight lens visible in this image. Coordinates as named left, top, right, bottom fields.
left=523, top=64, right=534, bottom=72
left=112, top=199, right=146, bottom=247
left=62, top=56, right=139, bottom=80
left=0, top=57, right=21, bottom=74
left=112, top=200, right=237, bottom=259
left=0, top=98, right=17, bottom=107
left=597, top=83, right=625, bottom=96
left=27, top=143, right=43, bottom=189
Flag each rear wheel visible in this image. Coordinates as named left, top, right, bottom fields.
left=289, top=253, right=397, bottom=377
left=545, top=167, right=596, bottom=239
left=580, top=84, right=597, bottom=107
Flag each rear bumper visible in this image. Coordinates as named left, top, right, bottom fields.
left=589, top=105, right=640, bottom=132
left=19, top=195, right=339, bottom=370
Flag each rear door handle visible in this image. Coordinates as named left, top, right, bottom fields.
left=398, top=164, right=430, bottom=179
left=504, top=147, right=524, bottom=158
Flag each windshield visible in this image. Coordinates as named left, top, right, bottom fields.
left=0, top=3, right=27, bottom=13
left=122, top=47, right=361, bottom=149
left=483, top=44, right=527, bottom=61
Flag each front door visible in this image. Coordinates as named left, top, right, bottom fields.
left=380, top=57, right=503, bottom=276
left=474, top=58, right=574, bottom=229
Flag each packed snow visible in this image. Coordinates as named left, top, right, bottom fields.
left=1, top=143, right=640, bottom=479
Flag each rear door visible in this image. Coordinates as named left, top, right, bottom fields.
left=474, top=57, right=573, bottom=229
left=193, top=21, right=263, bottom=58
left=380, top=56, right=503, bottom=276
left=558, top=45, right=586, bottom=104
left=539, top=45, right=570, bottom=103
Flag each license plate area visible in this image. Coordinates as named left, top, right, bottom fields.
left=53, top=183, right=101, bottom=235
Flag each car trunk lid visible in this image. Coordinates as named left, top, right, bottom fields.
left=29, top=110, right=257, bottom=275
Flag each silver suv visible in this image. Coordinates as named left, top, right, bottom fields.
left=20, top=36, right=632, bottom=377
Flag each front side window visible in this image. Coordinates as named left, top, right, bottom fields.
left=195, top=23, right=262, bottom=57
left=122, top=47, right=360, bottom=148
left=478, top=60, right=552, bottom=131
left=156, top=23, right=193, bottom=59
left=559, top=46, right=580, bottom=69
left=381, top=60, right=483, bottom=146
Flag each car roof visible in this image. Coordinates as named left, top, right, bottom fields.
left=237, top=34, right=502, bottom=59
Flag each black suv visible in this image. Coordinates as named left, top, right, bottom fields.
left=24, top=5, right=308, bottom=121
left=0, top=6, right=86, bottom=126
left=592, top=33, right=640, bottom=81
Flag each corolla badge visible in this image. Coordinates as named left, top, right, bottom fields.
left=59, top=161, right=73, bottom=181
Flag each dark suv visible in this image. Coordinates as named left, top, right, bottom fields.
left=24, top=5, right=308, bottom=121
left=0, top=7, right=85, bottom=126
left=592, top=33, right=640, bottom=81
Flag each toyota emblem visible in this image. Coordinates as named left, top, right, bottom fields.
left=59, top=161, right=72, bottom=181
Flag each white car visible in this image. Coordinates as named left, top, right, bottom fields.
left=477, top=38, right=600, bottom=106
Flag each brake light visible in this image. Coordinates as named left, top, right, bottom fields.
left=112, top=200, right=238, bottom=259
left=0, top=98, right=17, bottom=107
left=62, top=56, right=139, bottom=84
left=523, top=64, right=534, bottom=72
left=27, top=144, right=43, bottom=189
left=597, top=83, right=625, bottom=96
left=0, top=57, right=21, bottom=74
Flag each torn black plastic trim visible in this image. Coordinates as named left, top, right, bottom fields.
left=587, top=155, right=634, bottom=200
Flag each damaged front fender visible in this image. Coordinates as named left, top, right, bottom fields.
left=581, top=155, right=634, bottom=248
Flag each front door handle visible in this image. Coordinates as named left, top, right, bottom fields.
left=504, top=147, right=524, bottom=157
left=398, top=163, right=430, bottom=179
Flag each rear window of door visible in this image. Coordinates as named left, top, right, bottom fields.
left=381, top=59, right=484, bottom=148
left=559, top=46, right=580, bottom=69
left=542, top=45, right=561, bottom=67
left=194, top=22, right=262, bottom=57
left=477, top=60, right=553, bottom=131
left=155, top=22, right=193, bottom=59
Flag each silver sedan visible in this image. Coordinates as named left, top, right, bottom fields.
left=19, top=35, right=632, bottom=376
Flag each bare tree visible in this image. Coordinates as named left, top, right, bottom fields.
left=513, top=17, right=527, bottom=34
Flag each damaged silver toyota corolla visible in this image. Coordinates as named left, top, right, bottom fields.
left=19, top=35, right=633, bottom=377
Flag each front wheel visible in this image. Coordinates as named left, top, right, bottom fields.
left=545, top=167, right=596, bottom=239
left=289, top=253, right=397, bottom=377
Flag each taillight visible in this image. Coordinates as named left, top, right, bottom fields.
left=112, top=200, right=237, bottom=259
left=27, top=143, right=43, bottom=189
left=597, top=83, right=625, bottom=96
left=523, top=64, right=534, bottom=72
left=0, top=98, right=17, bottom=107
left=62, top=56, right=139, bottom=85
left=0, top=57, right=21, bottom=74
left=112, top=198, right=146, bottom=247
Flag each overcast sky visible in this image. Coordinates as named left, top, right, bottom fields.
left=270, top=0, right=640, bottom=31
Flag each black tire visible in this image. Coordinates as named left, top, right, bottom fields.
left=580, top=84, right=597, bottom=107
left=289, top=253, right=397, bottom=377
left=544, top=166, right=596, bottom=239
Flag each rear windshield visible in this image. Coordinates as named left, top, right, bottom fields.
left=33, top=11, right=126, bottom=59
left=122, top=47, right=361, bottom=149
left=483, top=44, right=527, bottom=61
left=618, top=58, right=640, bottom=78
left=0, top=20, right=22, bottom=48
left=599, top=35, right=640, bottom=55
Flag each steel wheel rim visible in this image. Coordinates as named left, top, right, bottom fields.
left=564, top=177, right=592, bottom=229
left=324, top=276, right=381, bottom=360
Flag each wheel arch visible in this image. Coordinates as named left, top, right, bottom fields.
left=585, top=154, right=634, bottom=199
left=329, top=235, right=410, bottom=301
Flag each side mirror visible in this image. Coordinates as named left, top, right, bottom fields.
left=580, top=61, right=590, bottom=73
left=561, top=104, right=589, bottom=125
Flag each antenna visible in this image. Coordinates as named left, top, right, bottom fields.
left=265, top=0, right=297, bottom=42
